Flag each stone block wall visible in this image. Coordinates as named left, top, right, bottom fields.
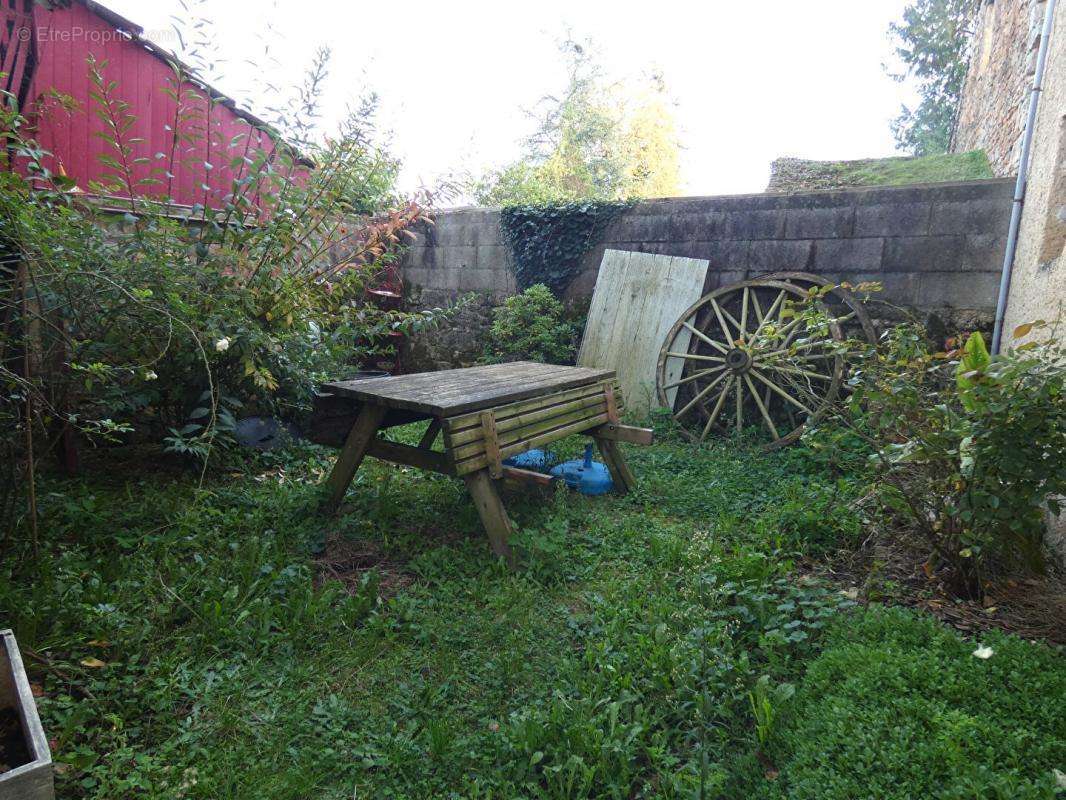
left=401, top=179, right=1014, bottom=369
left=953, top=0, right=1049, bottom=176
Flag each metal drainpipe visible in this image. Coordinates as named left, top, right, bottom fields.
left=991, top=0, right=1059, bottom=354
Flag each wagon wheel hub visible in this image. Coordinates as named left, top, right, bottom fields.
left=656, top=278, right=848, bottom=450
left=725, top=347, right=752, bottom=373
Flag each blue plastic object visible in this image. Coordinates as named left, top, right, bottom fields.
left=503, top=448, right=557, bottom=472
left=549, top=444, right=614, bottom=495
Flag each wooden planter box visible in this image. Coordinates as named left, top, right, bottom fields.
left=0, top=631, right=53, bottom=800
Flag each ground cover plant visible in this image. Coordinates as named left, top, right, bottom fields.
left=3, top=3, right=1063, bottom=796
left=755, top=607, right=1066, bottom=800
left=2, top=415, right=1063, bottom=799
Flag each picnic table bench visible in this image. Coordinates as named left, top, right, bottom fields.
left=312, top=361, right=653, bottom=560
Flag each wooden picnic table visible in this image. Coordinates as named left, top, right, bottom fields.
left=314, top=361, right=652, bottom=560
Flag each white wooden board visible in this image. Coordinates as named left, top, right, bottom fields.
left=577, top=249, right=709, bottom=413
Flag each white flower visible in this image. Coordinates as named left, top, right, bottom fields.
left=143, top=370, right=158, bottom=381
left=972, top=645, right=994, bottom=660
left=215, top=337, right=231, bottom=353
left=1053, top=768, right=1066, bottom=789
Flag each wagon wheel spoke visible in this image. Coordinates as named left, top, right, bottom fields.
left=709, top=298, right=734, bottom=344
left=750, top=368, right=813, bottom=415
left=775, top=370, right=827, bottom=408
left=750, top=287, right=764, bottom=326
left=761, top=339, right=836, bottom=359
left=770, top=365, right=834, bottom=381
left=735, top=379, right=743, bottom=432
left=661, top=365, right=726, bottom=391
left=719, top=303, right=743, bottom=338
left=681, top=320, right=729, bottom=354
left=739, top=287, right=749, bottom=339
left=769, top=352, right=839, bottom=363
left=700, top=375, right=734, bottom=441
left=676, top=369, right=731, bottom=419
left=744, top=374, right=779, bottom=440
left=751, top=289, right=786, bottom=340
left=773, top=314, right=806, bottom=348
left=666, top=351, right=726, bottom=364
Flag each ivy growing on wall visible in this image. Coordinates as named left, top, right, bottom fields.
left=499, top=200, right=631, bottom=296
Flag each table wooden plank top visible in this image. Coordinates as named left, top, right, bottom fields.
left=322, top=361, right=616, bottom=417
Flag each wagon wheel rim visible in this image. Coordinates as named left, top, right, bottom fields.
left=656, top=279, right=845, bottom=450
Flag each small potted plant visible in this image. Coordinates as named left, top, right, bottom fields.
left=0, top=630, right=53, bottom=800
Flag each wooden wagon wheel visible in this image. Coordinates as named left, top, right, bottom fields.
left=656, top=279, right=846, bottom=450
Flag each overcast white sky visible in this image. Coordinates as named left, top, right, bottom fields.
left=107, top=0, right=920, bottom=200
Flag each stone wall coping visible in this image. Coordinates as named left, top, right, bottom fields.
left=432, top=179, right=1017, bottom=215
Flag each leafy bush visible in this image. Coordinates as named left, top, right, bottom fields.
left=0, top=52, right=455, bottom=544
left=762, top=606, right=1066, bottom=800
left=483, top=284, right=578, bottom=365
left=806, top=321, right=1066, bottom=597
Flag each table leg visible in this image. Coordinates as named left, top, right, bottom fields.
left=418, top=418, right=442, bottom=449
left=323, top=403, right=387, bottom=512
left=593, top=436, right=637, bottom=494
left=463, top=469, right=514, bottom=563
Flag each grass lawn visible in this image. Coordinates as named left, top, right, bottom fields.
left=2, top=417, right=1063, bottom=799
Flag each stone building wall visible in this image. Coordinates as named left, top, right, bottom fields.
left=953, top=0, right=1050, bottom=175
left=401, top=179, right=1015, bottom=370
left=1001, top=0, right=1064, bottom=337
left=999, top=0, right=1065, bottom=560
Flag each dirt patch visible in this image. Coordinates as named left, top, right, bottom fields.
left=0, top=707, right=30, bottom=773
left=804, top=536, right=1066, bottom=647
left=898, top=576, right=1066, bottom=647
left=313, top=533, right=412, bottom=598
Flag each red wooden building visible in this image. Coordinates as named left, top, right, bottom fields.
left=1, top=0, right=293, bottom=208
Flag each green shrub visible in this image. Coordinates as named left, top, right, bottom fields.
left=0, top=54, right=458, bottom=544
left=805, top=320, right=1066, bottom=597
left=763, top=606, right=1066, bottom=800
left=483, top=284, right=577, bottom=365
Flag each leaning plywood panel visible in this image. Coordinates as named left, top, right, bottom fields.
left=577, top=249, right=709, bottom=412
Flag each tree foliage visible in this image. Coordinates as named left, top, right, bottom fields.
left=474, top=38, right=681, bottom=205
left=888, top=0, right=981, bottom=155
